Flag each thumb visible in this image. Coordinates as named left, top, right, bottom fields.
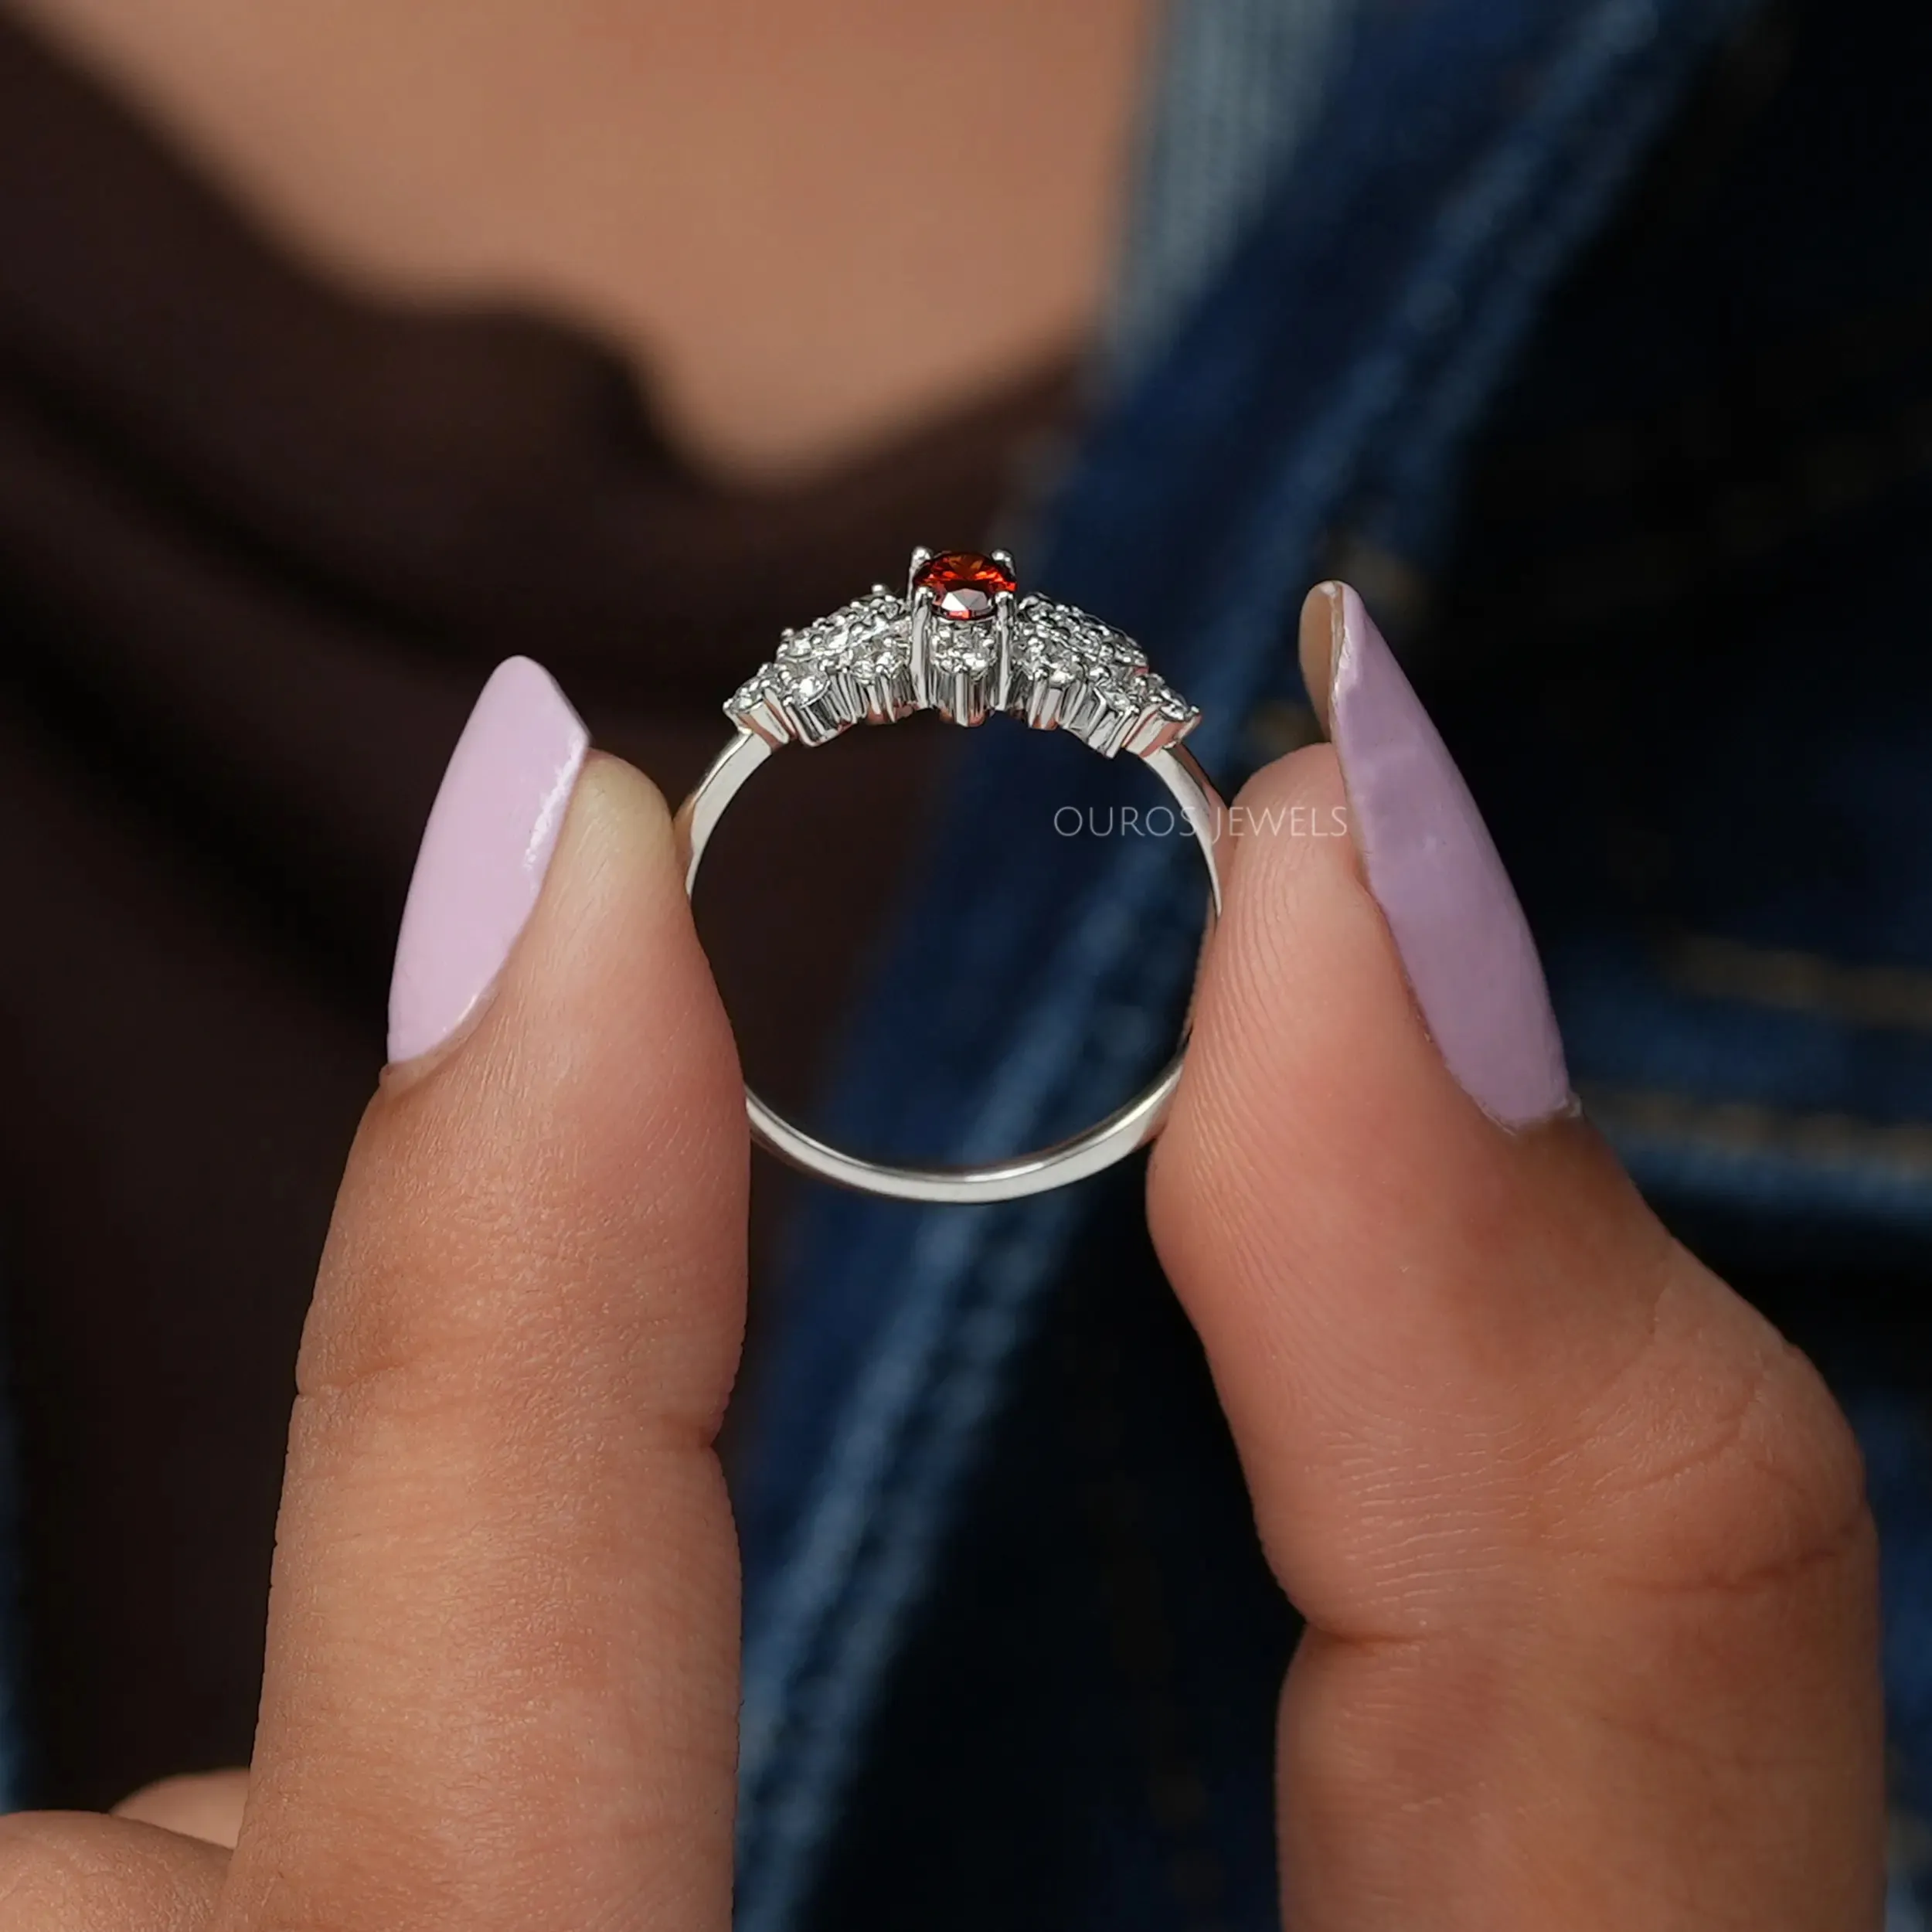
left=1148, top=589, right=1881, bottom=1929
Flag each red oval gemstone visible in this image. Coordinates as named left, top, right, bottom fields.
left=913, top=549, right=1016, bottom=622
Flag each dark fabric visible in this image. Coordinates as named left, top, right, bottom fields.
left=0, top=12, right=1073, bottom=1806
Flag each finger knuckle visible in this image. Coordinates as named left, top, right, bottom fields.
left=1556, top=1261, right=1872, bottom=1603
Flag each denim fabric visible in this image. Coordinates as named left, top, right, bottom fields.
left=728, top=2, right=1804, bottom=1927
left=1107, top=0, right=1355, bottom=384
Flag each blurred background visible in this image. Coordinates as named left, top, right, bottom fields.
left=2, top=0, right=1931, bottom=1926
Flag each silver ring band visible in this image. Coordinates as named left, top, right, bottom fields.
left=675, top=549, right=1225, bottom=1205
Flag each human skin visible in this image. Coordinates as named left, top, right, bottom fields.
left=4, top=0, right=1153, bottom=477
left=0, top=590, right=1883, bottom=1929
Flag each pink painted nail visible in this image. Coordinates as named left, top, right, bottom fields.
left=387, top=658, right=589, bottom=1063
left=1327, top=585, right=1570, bottom=1129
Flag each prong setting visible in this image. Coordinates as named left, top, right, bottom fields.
left=725, top=549, right=1202, bottom=759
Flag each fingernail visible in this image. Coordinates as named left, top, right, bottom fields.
left=1325, top=584, right=1570, bottom=1128
left=387, top=657, right=589, bottom=1063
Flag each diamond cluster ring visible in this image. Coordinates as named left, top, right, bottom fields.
left=676, top=549, right=1226, bottom=1203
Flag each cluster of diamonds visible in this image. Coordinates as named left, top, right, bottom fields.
left=725, top=554, right=1200, bottom=760
left=726, top=588, right=914, bottom=748
left=1005, top=595, right=1199, bottom=757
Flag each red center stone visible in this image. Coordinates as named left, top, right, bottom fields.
left=913, top=549, right=1016, bottom=621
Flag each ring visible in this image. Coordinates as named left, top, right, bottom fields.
left=677, top=548, right=1226, bottom=1203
